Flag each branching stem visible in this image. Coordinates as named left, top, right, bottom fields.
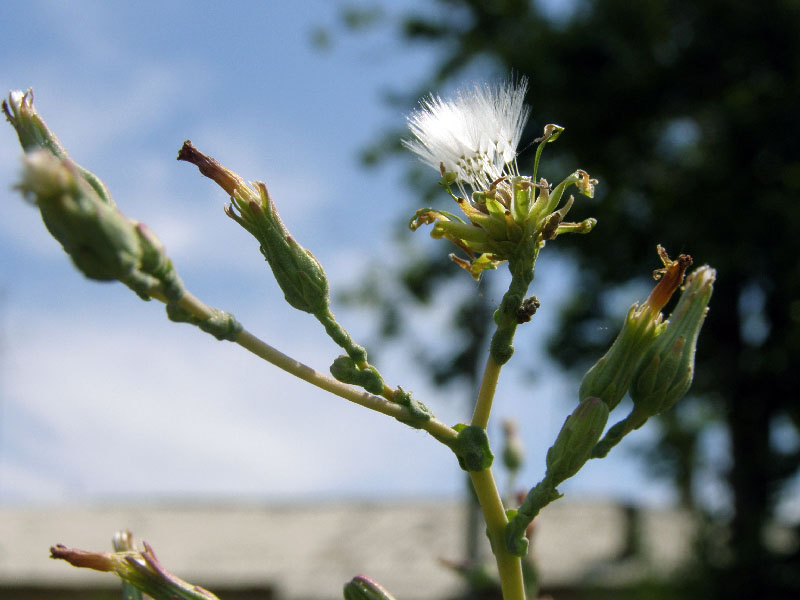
left=160, top=288, right=458, bottom=445
left=469, top=469, right=526, bottom=600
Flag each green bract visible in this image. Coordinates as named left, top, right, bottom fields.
left=578, top=303, right=664, bottom=410
left=226, top=180, right=330, bottom=315
left=545, top=397, right=609, bottom=485
left=409, top=170, right=597, bottom=280
left=630, top=265, right=715, bottom=420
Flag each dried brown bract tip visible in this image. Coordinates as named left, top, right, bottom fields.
left=50, top=544, right=115, bottom=572
left=177, top=140, right=246, bottom=196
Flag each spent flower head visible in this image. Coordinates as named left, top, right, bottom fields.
left=579, top=246, right=693, bottom=410
left=51, top=537, right=218, bottom=600
left=177, top=140, right=330, bottom=315
left=404, top=78, right=596, bottom=279
left=404, top=78, right=530, bottom=196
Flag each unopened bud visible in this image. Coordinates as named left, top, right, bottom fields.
left=343, top=575, right=397, bottom=600
left=17, top=151, right=183, bottom=301
left=178, top=141, right=329, bottom=315
left=4, top=89, right=113, bottom=205
left=578, top=303, right=664, bottom=410
left=450, top=424, right=494, bottom=472
left=502, top=419, right=524, bottom=472
left=546, top=397, right=609, bottom=485
left=393, top=386, right=434, bottom=426
left=630, top=265, right=715, bottom=419
left=3, top=89, right=63, bottom=155
left=330, top=356, right=385, bottom=395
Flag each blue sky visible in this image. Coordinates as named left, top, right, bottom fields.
left=0, top=1, right=689, bottom=507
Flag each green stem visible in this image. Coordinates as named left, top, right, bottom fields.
left=469, top=469, right=526, bottom=600
left=489, top=252, right=537, bottom=366
left=168, top=290, right=458, bottom=445
left=591, top=409, right=647, bottom=459
left=468, top=301, right=526, bottom=599
left=471, top=356, right=502, bottom=429
left=505, top=476, right=561, bottom=556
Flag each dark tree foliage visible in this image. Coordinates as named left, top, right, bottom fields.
left=343, top=0, right=800, bottom=597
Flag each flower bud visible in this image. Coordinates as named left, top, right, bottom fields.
left=51, top=541, right=219, bottom=600
left=579, top=246, right=692, bottom=410
left=393, top=386, right=434, bottom=427
left=502, top=419, right=524, bottom=472
left=629, top=265, right=715, bottom=420
left=343, top=575, right=397, bottom=600
left=234, top=181, right=330, bottom=314
left=578, top=303, right=664, bottom=410
left=3, top=89, right=113, bottom=205
left=178, top=141, right=330, bottom=315
left=330, top=355, right=385, bottom=395
left=546, top=397, right=609, bottom=485
left=17, top=151, right=183, bottom=301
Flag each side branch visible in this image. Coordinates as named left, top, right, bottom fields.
left=172, top=290, right=457, bottom=445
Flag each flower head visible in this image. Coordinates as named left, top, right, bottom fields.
left=177, top=140, right=330, bottom=315
left=51, top=537, right=219, bottom=600
left=404, top=78, right=530, bottom=196
left=404, top=78, right=597, bottom=279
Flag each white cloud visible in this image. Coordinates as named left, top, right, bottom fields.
left=1, top=299, right=461, bottom=502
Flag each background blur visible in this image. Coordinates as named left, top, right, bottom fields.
left=1, top=1, right=799, bottom=599
left=0, top=0, right=667, bottom=507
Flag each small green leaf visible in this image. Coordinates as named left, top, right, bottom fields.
left=450, top=424, right=494, bottom=471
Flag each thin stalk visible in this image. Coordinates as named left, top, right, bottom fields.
left=469, top=321, right=525, bottom=599
left=474, top=252, right=536, bottom=430
left=469, top=469, right=526, bottom=600
left=235, top=328, right=454, bottom=441
left=471, top=356, right=502, bottom=428
left=165, top=289, right=457, bottom=445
